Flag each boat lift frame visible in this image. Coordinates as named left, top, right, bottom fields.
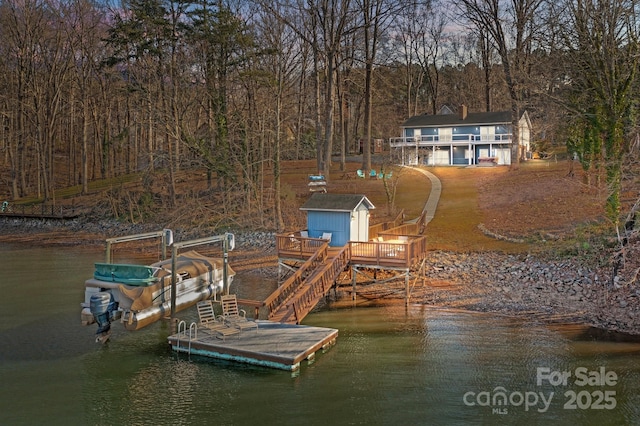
left=169, top=233, right=234, bottom=318
left=102, top=229, right=234, bottom=320
left=105, top=229, right=172, bottom=263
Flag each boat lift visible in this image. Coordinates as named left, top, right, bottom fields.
left=82, top=229, right=235, bottom=342
left=105, top=229, right=172, bottom=264
left=168, top=233, right=234, bottom=318
left=102, top=229, right=235, bottom=319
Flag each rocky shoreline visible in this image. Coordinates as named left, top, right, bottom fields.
left=2, top=216, right=639, bottom=336
left=0, top=216, right=278, bottom=251
left=353, top=250, right=640, bottom=337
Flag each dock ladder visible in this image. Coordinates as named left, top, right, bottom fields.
left=175, top=320, right=199, bottom=357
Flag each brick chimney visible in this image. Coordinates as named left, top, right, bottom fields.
left=459, top=104, right=468, bottom=120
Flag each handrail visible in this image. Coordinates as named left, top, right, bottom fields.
left=392, top=209, right=405, bottom=227
left=368, top=209, right=405, bottom=240
left=275, top=234, right=326, bottom=258
left=287, top=245, right=351, bottom=323
left=189, top=322, right=197, bottom=355
left=176, top=320, right=187, bottom=355
left=379, top=223, right=421, bottom=237
left=265, top=240, right=329, bottom=317
left=350, top=235, right=428, bottom=268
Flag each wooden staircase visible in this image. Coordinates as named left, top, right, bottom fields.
left=265, top=243, right=350, bottom=324
left=264, top=210, right=428, bottom=324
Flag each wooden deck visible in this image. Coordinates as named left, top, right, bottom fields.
left=276, top=233, right=427, bottom=270
left=168, top=320, right=338, bottom=371
left=268, top=230, right=427, bottom=323
left=348, top=236, right=427, bottom=268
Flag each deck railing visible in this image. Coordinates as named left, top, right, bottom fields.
left=368, top=209, right=404, bottom=240
left=379, top=223, right=421, bottom=238
left=389, top=133, right=512, bottom=147
left=0, top=203, right=79, bottom=218
left=275, top=233, right=327, bottom=259
left=349, top=235, right=428, bottom=268
left=379, top=211, right=426, bottom=238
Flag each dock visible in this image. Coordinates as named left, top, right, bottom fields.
left=0, top=204, right=80, bottom=219
left=166, top=200, right=434, bottom=371
left=168, top=320, right=338, bottom=371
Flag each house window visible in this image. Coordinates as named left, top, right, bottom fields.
left=480, top=126, right=495, bottom=142
left=439, top=128, right=452, bottom=142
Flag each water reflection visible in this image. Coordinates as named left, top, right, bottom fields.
left=1, top=244, right=639, bottom=425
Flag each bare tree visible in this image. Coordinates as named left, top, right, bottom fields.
left=250, top=3, right=305, bottom=230
left=65, top=0, right=109, bottom=195
left=454, top=0, right=544, bottom=168
left=264, top=0, right=356, bottom=179
left=558, top=0, right=640, bottom=231
left=390, top=5, right=425, bottom=118
left=1, top=0, right=48, bottom=199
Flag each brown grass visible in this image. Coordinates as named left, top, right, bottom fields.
left=432, top=161, right=606, bottom=252
left=425, top=166, right=522, bottom=252
left=280, top=158, right=606, bottom=254
left=3, top=157, right=607, bottom=255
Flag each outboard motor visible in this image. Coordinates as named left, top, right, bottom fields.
left=90, top=292, right=118, bottom=343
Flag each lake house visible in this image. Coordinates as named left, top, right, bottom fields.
left=389, top=106, right=531, bottom=166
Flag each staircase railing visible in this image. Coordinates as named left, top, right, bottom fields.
left=264, top=241, right=329, bottom=318
left=288, top=245, right=351, bottom=324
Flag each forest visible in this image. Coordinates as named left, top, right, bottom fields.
left=0, top=0, right=638, bottom=234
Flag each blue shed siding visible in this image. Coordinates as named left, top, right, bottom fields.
left=307, top=211, right=350, bottom=247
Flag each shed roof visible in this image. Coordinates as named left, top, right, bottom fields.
left=300, top=193, right=375, bottom=212
left=402, top=111, right=512, bottom=128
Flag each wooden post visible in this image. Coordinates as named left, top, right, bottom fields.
left=171, top=245, right=177, bottom=318
left=405, top=269, right=410, bottom=307
left=352, top=266, right=357, bottom=301
left=223, top=234, right=229, bottom=295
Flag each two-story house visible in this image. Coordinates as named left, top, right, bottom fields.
left=389, top=106, right=531, bottom=166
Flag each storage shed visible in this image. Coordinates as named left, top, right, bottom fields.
left=300, top=193, right=375, bottom=247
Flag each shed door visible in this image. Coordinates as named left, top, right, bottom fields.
left=350, top=209, right=369, bottom=242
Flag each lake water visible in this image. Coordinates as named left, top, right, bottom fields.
left=1, top=244, right=640, bottom=425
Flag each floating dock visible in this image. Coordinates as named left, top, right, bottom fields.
left=168, top=321, right=338, bottom=371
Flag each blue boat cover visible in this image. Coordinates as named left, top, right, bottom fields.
left=94, top=263, right=158, bottom=286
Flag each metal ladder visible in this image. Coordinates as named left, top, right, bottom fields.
left=175, top=320, right=198, bottom=357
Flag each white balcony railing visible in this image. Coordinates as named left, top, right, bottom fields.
left=389, top=133, right=512, bottom=147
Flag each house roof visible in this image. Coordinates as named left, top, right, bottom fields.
left=402, top=111, right=512, bottom=128
left=300, top=193, right=375, bottom=212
